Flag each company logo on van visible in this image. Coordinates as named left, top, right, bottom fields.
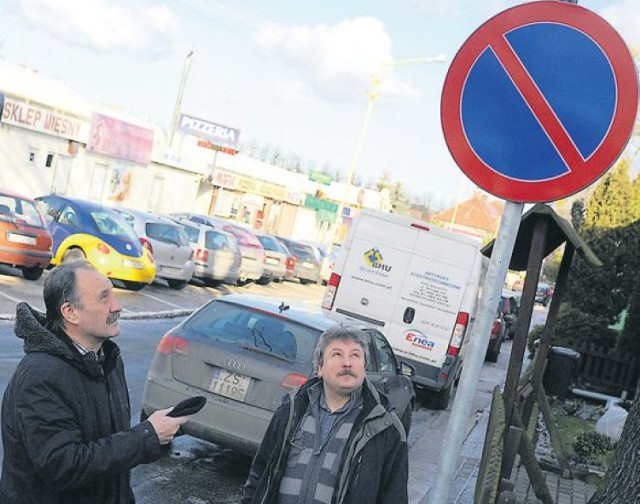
left=405, top=330, right=435, bottom=351
left=363, top=247, right=392, bottom=272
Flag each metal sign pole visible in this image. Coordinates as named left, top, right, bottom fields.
left=429, top=200, right=524, bottom=503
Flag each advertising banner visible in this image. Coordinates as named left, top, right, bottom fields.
left=87, top=113, right=154, bottom=164
left=1, top=96, right=90, bottom=142
left=178, top=113, right=241, bottom=147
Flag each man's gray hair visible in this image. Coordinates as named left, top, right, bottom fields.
left=312, top=323, right=369, bottom=372
left=44, top=260, right=95, bottom=333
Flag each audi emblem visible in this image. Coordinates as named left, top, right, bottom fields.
left=224, top=358, right=246, bottom=371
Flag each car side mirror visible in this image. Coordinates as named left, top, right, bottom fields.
left=400, top=362, right=416, bottom=377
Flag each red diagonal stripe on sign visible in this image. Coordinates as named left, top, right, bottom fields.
left=490, top=34, right=587, bottom=172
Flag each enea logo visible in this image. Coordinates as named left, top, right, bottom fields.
left=405, top=330, right=435, bottom=351
left=363, top=247, right=392, bottom=272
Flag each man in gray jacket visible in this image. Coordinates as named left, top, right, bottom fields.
left=242, top=323, right=408, bottom=504
left=0, top=260, right=189, bottom=503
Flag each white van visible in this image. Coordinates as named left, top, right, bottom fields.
left=322, top=210, right=484, bottom=409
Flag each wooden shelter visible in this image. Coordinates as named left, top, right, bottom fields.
left=477, top=203, right=601, bottom=503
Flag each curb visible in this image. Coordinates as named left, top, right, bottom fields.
left=0, top=308, right=195, bottom=322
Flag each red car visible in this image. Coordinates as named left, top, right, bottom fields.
left=0, top=189, right=53, bottom=280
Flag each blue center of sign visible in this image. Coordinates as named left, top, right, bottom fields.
left=461, top=23, right=616, bottom=181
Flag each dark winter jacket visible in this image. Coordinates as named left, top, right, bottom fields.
left=0, top=303, right=162, bottom=504
left=242, top=377, right=408, bottom=504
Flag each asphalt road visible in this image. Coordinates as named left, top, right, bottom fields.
left=0, top=265, right=548, bottom=502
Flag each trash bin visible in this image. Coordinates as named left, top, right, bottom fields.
left=543, top=346, right=581, bottom=399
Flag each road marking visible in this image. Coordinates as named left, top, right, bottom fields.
left=138, top=292, right=185, bottom=309
left=0, top=291, right=26, bottom=303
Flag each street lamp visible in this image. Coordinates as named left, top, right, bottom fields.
left=329, top=54, right=447, bottom=246
left=168, top=50, right=194, bottom=148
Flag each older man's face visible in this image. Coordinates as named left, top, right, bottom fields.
left=317, top=339, right=366, bottom=399
left=70, top=268, right=122, bottom=343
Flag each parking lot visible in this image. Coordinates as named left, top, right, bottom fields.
left=0, top=264, right=325, bottom=320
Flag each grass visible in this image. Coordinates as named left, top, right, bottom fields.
left=552, top=405, right=615, bottom=467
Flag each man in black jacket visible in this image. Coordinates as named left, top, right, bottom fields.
left=242, top=323, right=408, bottom=504
left=0, top=260, right=189, bottom=503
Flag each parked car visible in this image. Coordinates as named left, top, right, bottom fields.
left=500, top=293, right=520, bottom=339
left=535, top=283, right=553, bottom=306
left=36, top=195, right=155, bottom=290
left=171, top=213, right=264, bottom=284
left=140, top=294, right=416, bottom=456
left=276, top=236, right=321, bottom=284
left=320, top=244, right=341, bottom=285
left=114, top=208, right=194, bottom=289
left=169, top=218, right=242, bottom=286
left=0, top=189, right=53, bottom=280
left=255, top=232, right=288, bottom=284
left=485, top=308, right=506, bottom=363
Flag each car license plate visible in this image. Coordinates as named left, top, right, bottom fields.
left=303, top=262, right=314, bottom=269
left=6, top=232, right=36, bottom=245
left=209, top=368, right=251, bottom=402
left=265, top=257, right=279, bottom=265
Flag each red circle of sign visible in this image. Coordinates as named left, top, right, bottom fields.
left=441, top=1, right=638, bottom=203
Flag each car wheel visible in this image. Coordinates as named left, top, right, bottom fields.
left=62, top=248, right=86, bottom=263
left=122, top=281, right=146, bottom=291
left=167, top=279, right=187, bottom=290
left=400, top=403, right=413, bottom=437
left=21, top=265, right=44, bottom=281
left=299, top=279, right=310, bottom=285
left=255, top=276, right=272, bottom=285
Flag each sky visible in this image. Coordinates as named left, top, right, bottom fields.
left=0, top=0, right=639, bottom=209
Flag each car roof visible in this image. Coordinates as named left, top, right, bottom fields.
left=117, top=207, right=178, bottom=225
left=39, top=195, right=116, bottom=213
left=213, top=294, right=344, bottom=331
left=171, top=217, right=234, bottom=237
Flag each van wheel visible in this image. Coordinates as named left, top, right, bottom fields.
left=21, top=266, right=44, bottom=281
left=429, top=386, right=451, bottom=411
left=400, top=404, right=412, bottom=437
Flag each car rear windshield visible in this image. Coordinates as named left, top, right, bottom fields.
left=184, top=301, right=321, bottom=364
left=90, top=210, right=138, bottom=239
left=0, top=196, right=45, bottom=228
left=205, top=230, right=239, bottom=252
left=224, top=225, right=262, bottom=247
left=146, top=222, right=189, bottom=246
left=257, top=235, right=281, bottom=252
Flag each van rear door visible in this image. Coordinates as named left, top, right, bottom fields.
left=387, top=227, right=480, bottom=369
left=330, top=213, right=414, bottom=327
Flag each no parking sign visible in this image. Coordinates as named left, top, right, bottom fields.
left=441, top=1, right=638, bottom=202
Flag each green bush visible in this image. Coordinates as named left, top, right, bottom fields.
left=527, top=303, right=617, bottom=353
left=573, top=431, right=612, bottom=462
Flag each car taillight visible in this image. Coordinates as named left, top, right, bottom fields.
left=492, top=320, right=501, bottom=335
left=96, top=243, right=110, bottom=254
left=140, top=237, right=153, bottom=254
left=157, top=333, right=189, bottom=356
left=196, top=248, right=209, bottom=262
left=146, top=250, right=155, bottom=263
left=282, top=373, right=308, bottom=389
left=447, top=311, right=469, bottom=356
left=286, top=256, right=297, bottom=269
left=321, top=273, right=341, bottom=310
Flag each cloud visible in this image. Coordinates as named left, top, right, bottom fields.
left=409, top=0, right=511, bottom=19
left=599, top=0, right=640, bottom=46
left=254, top=17, right=418, bottom=102
left=16, top=0, right=179, bottom=55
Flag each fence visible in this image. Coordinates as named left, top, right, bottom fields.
left=572, top=342, right=640, bottom=398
